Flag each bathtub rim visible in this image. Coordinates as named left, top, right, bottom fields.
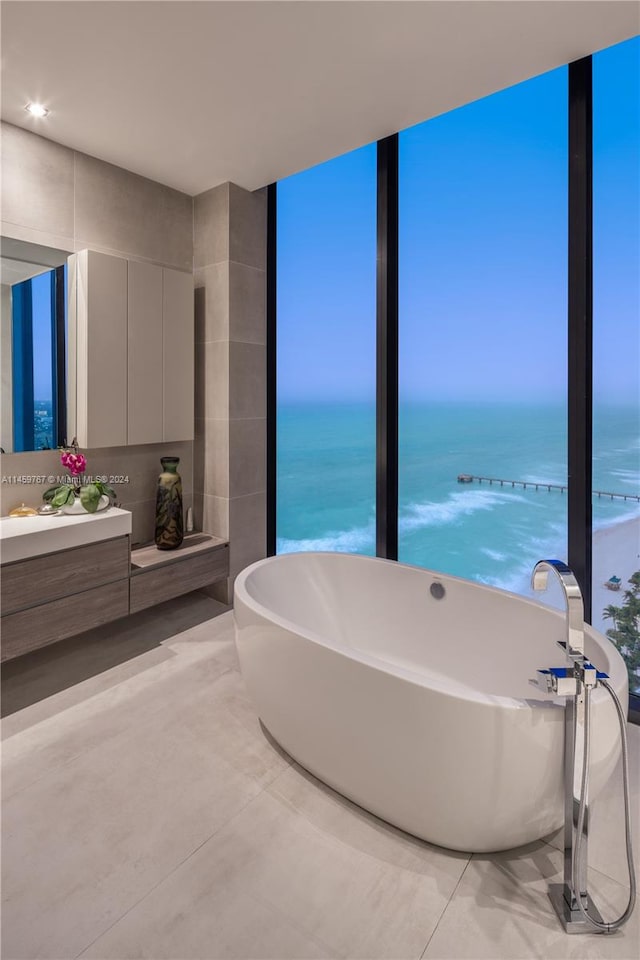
left=234, top=551, right=628, bottom=712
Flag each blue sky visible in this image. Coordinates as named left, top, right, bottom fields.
left=277, top=36, right=638, bottom=406
left=277, top=144, right=376, bottom=402
left=593, top=37, right=640, bottom=405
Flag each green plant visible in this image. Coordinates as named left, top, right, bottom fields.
left=42, top=441, right=116, bottom=513
left=603, top=571, right=640, bottom=695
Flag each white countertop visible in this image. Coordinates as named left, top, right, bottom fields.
left=0, top=507, right=132, bottom=564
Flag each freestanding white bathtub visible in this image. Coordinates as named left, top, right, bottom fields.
left=233, top=552, right=628, bottom=853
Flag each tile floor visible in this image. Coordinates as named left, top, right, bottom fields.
left=1, top=592, right=638, bottom=960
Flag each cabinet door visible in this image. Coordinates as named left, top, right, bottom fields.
left=1, top=580, right=130, bottom=661
left=128, top=260, right=163, bottom=444
left=75, top=250, right=128, bottom=447
left=163, top=268, right=194, bottom=441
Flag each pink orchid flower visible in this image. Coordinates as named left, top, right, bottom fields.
left=68, top=454, right=87, bottom=476
left=60, top=450, right=87, bottom=477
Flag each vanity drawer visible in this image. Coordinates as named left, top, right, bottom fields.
left=130, top=544, right=229, bottom=613
left=1, top=536, right=129, bottom=616
left=1, top=579, right=130, bottom=661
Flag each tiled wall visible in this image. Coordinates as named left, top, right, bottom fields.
left=0, top=441, right=193, bottom=547
left=0, top=122, right=194, bottom=543
left=1, top=123, right=193, bottom=269
left=194, top=183, right=267, bottom=601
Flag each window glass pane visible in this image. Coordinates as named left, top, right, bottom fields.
left=399, top=67, right=568, bottom=601
left=277, top=145, right=376, bottom=554
left=592, top=37, right=640, bottom=696
left=11, top=268, right=57, bottom=452
left=31, top=272, right=55, bottom=450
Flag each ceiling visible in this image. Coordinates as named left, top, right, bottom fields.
left=1, top=1, right=638, bottom=196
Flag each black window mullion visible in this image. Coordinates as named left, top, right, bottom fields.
left=266, top=182, right=277, bottom=557
left=376, top=135, right=399, bottom=560
left=567, top=57, right=593, bottom=623
left=54, top=265, right=67, bottom=447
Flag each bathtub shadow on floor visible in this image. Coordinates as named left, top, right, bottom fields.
left=258, top=718, right=471, bottom=877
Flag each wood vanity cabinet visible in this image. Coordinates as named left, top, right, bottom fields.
left=0, top=533, right=229, bottom=662
left=0, top=536, right=130, bottom=661
left=130, top=535, right=229, bottom=614
left=68, top=250, right=194, bottom=447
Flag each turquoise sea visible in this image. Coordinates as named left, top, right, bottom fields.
left=276, top=401, right=640, bottom=600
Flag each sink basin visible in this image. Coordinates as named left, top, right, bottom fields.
left=0, top=506, right=132, bottom=564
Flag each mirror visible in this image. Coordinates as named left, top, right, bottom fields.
left=1, top=238, right=72, bottom=453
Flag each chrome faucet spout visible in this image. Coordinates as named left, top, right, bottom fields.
left=531, top=558, right=585, bottom=657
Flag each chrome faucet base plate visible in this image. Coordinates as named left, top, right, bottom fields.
left=548, top=883, right=605, bottom=934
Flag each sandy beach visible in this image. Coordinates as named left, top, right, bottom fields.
left=592, top=514, right=640, bottom=634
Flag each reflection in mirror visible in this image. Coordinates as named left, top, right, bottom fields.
left=1, top=238, right=71, bottom=452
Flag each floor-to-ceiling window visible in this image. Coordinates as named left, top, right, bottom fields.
left=398, top=67, right=569, bottom=600
left=592, top=36, right=640, bottom=700
left=272, top=44, right=639, bottom=718
left=276, top=145, right=377, bottom=554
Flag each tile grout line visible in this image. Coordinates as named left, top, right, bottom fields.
left=195, top=339, right=266, bottom=347
left=419, top=855, right=473, bottom=960
left=250, top=887, right=343, bottom=960
left=540, top=836, right=637, bottom=891
left=73, top=150, right=77, bottom=242
left=73, top=763, right=287, bottom=959
left=227, top=257, right=266, bottom=273
left=266, top=762, right=471, bottom=887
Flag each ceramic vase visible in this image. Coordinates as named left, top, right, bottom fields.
left=155, top=456, right=184, bottom=550
left=61, top=494, right=110, bottom=515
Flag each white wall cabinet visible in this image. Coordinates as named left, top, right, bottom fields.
left=69, top=250, right=194, bottom=447
left=128, top=260, right=164, bottom=444
left=70, top=249, right=128, bottom=448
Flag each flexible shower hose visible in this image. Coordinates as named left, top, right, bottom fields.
left=573, top=679, right=636, bottom=933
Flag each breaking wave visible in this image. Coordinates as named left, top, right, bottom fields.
left=277, top=521, right=375, bottom=555
left=399, top=489, right=526, bottom=533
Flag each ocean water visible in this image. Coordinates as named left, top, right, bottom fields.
left=277, top=401, right=640, bottom=601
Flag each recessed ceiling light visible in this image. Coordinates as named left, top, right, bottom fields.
left=25, top=102, right=49, bottom=118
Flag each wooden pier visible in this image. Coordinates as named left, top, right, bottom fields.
left=457, top=474, right=640, bottom=502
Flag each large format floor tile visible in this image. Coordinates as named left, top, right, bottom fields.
left=1, top=604, right=287, bottom=960
left=1, top=592, right=232, bottom=736
left=3, top=709, right=262, bottom=959
left=2, top=594, right=638, bottom=960
left=82, top=775, right=468, bottom=960
left=422, top=843, right=638, bottom=960
left=1, top=629, right=244, bottom=800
